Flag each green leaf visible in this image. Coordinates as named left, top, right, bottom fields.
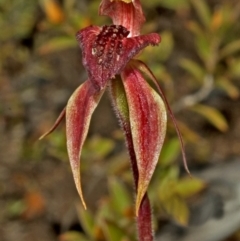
left=7, top=200, right=26, bottom=217
left=90, top=136, right=115, bottom=158
left=159, top=31, right=174, bottom=61
left=187, top=21, right=205, bottom=37
left=177, top=121, right=201, bottom=143
left=96, top=198, right=113, bottom=220
left=106, top=152, right=129, bottom=176
left=101, top=219, right=128, bottom=241
left=76, top=205, right=95, bottom=239
left=175, top=177, right=206, bottom=198
left=141, top=31, right=174, bottom=62
left=159, top=180, right=177, bottom=201
left=180, top=58, right=205, bottom=82
left=162, top=166, right=180, bottom=182
left=108, top=178, right=132, bottom=216
left=189, top=104, right=228, bottom=132
left=47, top=130, right=68, bottom=161
left=219, top=39, right=240, bottom=60
left=37, top=36, right=77, bottom=55
left=229, top=58, right=240, bottom=78
left=195, top=34, right=211, bottom=63
left=159, top=138, right=180, bottom=167
left=82, top=135, right=115, bottom=160
left=190, top=0, right=211, bottom=28
left=0, top=0, right=38, bottom=41
left=157, top=168, right=180, bottom=201
left=161, top=195, right=189, bottom=226
left=217, top=77, right=239, bottom=99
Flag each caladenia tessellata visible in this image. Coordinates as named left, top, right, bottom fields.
left=40, top=0, right=190, bottom=240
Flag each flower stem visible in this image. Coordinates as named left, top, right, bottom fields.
left=123, top=122, right=154, bottom=241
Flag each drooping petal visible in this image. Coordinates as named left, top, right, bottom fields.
left=77, top=25, right=160, bottom=90
left=99, top=0, right=145, bottom=37
left=39, top=107, right=66, bottom=140
left=66, top=80, right=104, bottom=209
left=121, top=65, right=167, bottom=215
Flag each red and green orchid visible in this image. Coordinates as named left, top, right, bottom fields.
left=41, top=0, right=189, bottom=239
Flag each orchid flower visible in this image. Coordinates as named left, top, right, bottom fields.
left=41, top=0, right=189, bottom=239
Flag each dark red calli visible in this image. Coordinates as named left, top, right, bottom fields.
left=76, top=24, right=160, bottom=90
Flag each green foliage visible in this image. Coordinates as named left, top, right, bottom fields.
left=74, top=177, right=134, bottom=241
left=82, top=135, right=115, bottom=161
left=152, top=165, right=206, bottom=226
left=108, top=178, right=132, bottom=215
left=159, top=137, right=180, bottom=167
left=184, top=0, right=240, bottom=99
left=0, top=0, right=38, bottom=41
left=189, top=104, right=228, bottom=132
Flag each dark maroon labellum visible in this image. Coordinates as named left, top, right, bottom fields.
left=92, top=25, right=130, bottom=69
left=77, top=24, right=160, bottom=90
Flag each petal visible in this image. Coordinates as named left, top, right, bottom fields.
left=133, top=59, right=191, bottom=176
left=77, top=25, right=160, bottom=90
left=39, top=107, right=66, bottom=140
left=99, top=0, right=145, bottom=37
left=66, top=80, right=104, bottom=209
left=121, top=65, right=167, bottom=215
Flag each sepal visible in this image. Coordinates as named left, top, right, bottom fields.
left=121, top=65, right=167, bottom=215
left=99, top=0, right=145, bottom=37
left=66, top=80, right=104, bottom=209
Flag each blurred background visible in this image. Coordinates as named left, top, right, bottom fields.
left=0, top=0, right=240, bottom=240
